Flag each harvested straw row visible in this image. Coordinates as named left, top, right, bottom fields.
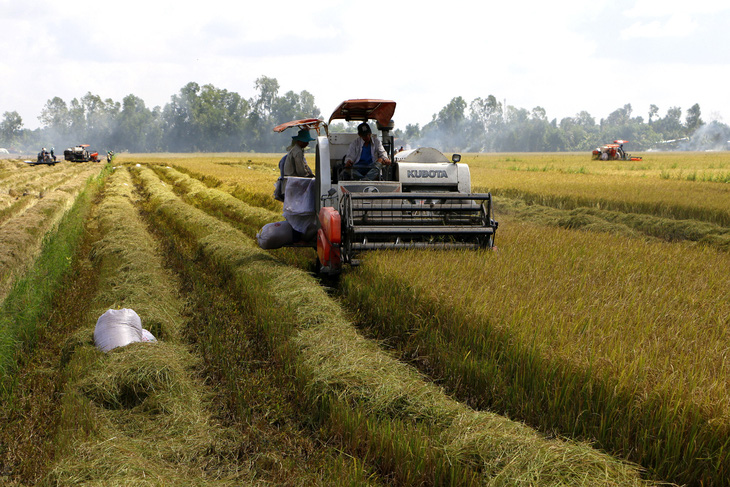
left=133, top=164, right=658, bottom=486
left=148, top=164, right=315, bottom=269
left=1, top=165, right=103, bottom=227
left=117, top=153, right=284, bottom=211
left=0, top=160, right=61, bottom=193
left=0, top=162, right=93, bottom=210
left=169, top=164, right=284, bottom=213
left=149, top=164, right=280, bottom=238
left=0, top=166, right=103, bottom=304
left=46, top=166, right=252, bottom=485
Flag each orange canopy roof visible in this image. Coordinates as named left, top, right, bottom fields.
left=328, top=99, right=396, bottom=126
left=272, top=118, right=324, bottom=134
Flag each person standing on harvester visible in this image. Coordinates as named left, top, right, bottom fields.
left=273, top=128, right=315, bottom=202
left=283, top=129, right=315, bottom=177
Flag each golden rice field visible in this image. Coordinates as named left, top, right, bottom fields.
left=467, top=153, right=730, bottom=227
left=1, top=150, right=728, bottom=486
left=114, top=150, right=730, bottom=485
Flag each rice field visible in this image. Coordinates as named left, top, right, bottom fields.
left=1, top=150, right=728, bottom=485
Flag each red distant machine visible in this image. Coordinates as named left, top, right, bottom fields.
left=592, top=140, right=642, bottom=161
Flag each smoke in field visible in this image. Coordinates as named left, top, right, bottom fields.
left=679, top=121, right=730, bottom=151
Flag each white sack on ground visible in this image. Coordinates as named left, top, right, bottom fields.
left=94, top=308, right=155, bottom=352
left=141, top=329, right=157, bottom=343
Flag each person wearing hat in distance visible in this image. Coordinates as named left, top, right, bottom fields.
left=342, top=122, right=391, bottom=180
left=283, top=128, right=315, bottom=177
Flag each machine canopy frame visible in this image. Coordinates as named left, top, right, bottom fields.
left=328, top=99, right=396, bottom=127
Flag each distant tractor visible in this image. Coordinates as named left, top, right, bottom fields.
left=26, top=148, right=57, bottom=165
left=64, top=144, right=101, bottom=162
left=35, top=148, right=57, bottom=165
left=592, top=140, right=642, bottom=161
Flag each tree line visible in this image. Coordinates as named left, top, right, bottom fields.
left=1, top=76, right=728, bottom=154
left=411, top=96, right=729, bottom=152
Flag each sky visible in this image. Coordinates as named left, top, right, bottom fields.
left=2, top=0, right=730, bottom=131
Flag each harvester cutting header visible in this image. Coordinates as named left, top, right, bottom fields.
left=260, top=99, right=498, bottom=275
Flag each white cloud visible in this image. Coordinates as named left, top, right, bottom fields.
left=623, top=0, right=730, bottom=18
left=620, top=15, right=699, bottom=39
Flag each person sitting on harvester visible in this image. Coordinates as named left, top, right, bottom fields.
left=342, top=122, right=390, bottom=181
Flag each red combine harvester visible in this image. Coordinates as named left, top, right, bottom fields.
left=592, top=140, right=642, bottom=161
left=64, top=144, right=101, bottom=162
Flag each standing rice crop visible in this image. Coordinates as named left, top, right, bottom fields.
left=340, top=219, right=730, bottom=485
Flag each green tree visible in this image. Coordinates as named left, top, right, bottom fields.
left=39, top=97, right=70, bottom=137
left=247, top=76, right=282, bottom=151
left=67, top=97, right=86, bottom=141
left=298, top=90, right=320, bottom=119
left=653, top=106, right=684, bottom=140
left=685, top=103, right=703, bottom=131
left=117, top=94, right=162, bottom=151
left=648, top=104, right=659, bottom=124
left=469, top=95, right=502, bottom=150
left=403, top=123, right=421, bottom=145
left=197, top=84, right=249, bottom=151
left=253, top=76, right=280, bottom=118
left=421, top=97, right=467, bottom=150
left=470, top=96, right=502, bottom=130
left=559, top=113, right=597, bottom=151
left=84, top=93, right=120, bottom=147
left=603, top=104, right=632, bottom=126
left=162, top=82, right=202, bottom=151
left=0, top=111, right=23, bottom=146
left=575, top=111, right=596, bottom=128
left=531, top=106, right=547, bottom=121
left=504, top=105, right=529, bottom=125
left=162, top=82, right=251, bottom=151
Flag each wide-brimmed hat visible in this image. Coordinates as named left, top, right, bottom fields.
left=292, top=129, right=315, bottom=142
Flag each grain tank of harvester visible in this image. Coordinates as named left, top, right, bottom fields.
left=64, top=144, right=91, bottom=162
left=273, top=99, right=498, bottom=275
left=591, top=140, right=643, bottom=161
